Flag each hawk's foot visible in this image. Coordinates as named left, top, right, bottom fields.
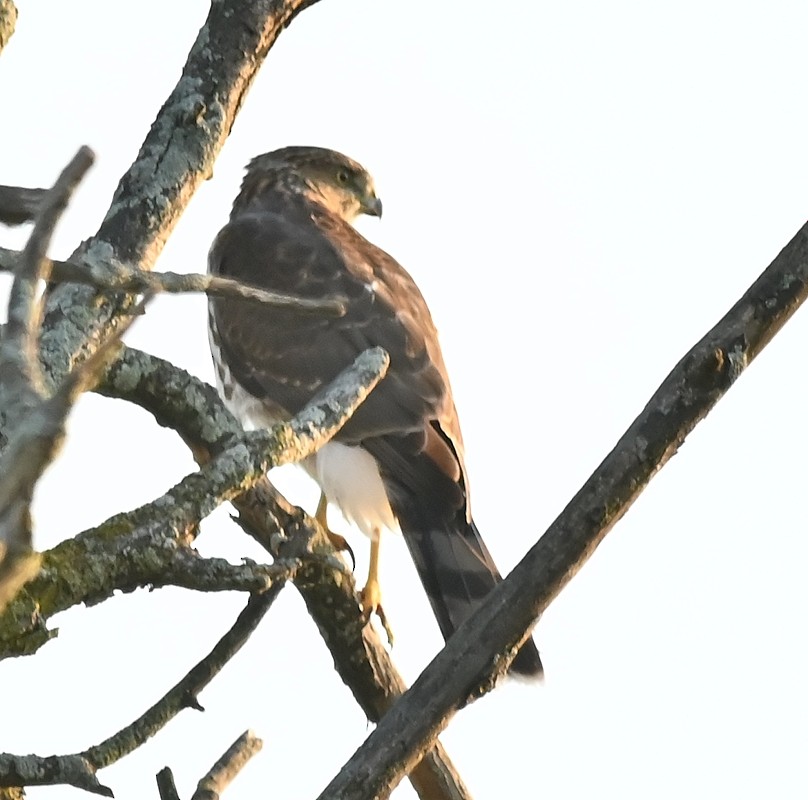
left=315, top=492, right=355, bottom=569
left=360, top=577, right=394, bottom=646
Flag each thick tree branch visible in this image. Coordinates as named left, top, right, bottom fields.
left=99, top=346, right=472, bottom=800
left=315, top=219, right=808, bottom=799
left=35, top=0, right=325, bottom=406
left=0, top=245, right=346, bottom=315
left=0, top=754, right=112, bottom=797
left=0, top=349, right=386, bottom=658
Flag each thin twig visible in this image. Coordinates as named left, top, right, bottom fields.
left=0, top=593, right=279, bottom=797
left=191, top=730, right=263, bottom=800
left=0, top=148, right=95, bottom=613
left=82, top=591, right=281, bottom=770
left=2, top=147, right=94, bottom=410
left=0, top=247, right=346, bottom=316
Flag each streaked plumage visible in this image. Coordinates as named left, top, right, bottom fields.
left=208, top=146, right=542, bottom=678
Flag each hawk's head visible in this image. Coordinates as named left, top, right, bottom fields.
left=236, top=146, right=383, bottom=223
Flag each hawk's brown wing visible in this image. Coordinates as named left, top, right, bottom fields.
left=209, top=198, right=542, bottom=677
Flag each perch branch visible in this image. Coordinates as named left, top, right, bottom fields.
left=99, top=347, right=472, bottom=800
left=315, top=218, right=808, bottom=799
left=0, top=347, right=384, bottom=658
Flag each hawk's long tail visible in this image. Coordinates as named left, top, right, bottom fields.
left=397, top=509, right=543, bottom=679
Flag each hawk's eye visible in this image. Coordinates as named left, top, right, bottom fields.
left=336, top=170, right=350, bottom=185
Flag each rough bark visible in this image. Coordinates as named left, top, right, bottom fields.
left=315, top=220, right=808, bottom=798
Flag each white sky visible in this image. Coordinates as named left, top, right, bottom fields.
left=2, top=1, right=808, bottom=798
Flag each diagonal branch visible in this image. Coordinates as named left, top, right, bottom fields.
left=99, top=346, right=473, bottom=800
left=0, top=348, right=386, bottom=658
left=314, top=219, right=808, bottom=799
left=35, top=0, right=327, bottom=404
left=190, top=730, right=263, bottom=800
left=82, top=591, right=280, bottom=770
left=0, top=147, right=95, bottom=612
left=0, top=591, right=281, bottom=796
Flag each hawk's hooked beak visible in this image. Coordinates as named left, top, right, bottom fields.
left=362, top=194, right=383, bottom=218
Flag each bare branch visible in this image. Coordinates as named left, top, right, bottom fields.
left=191, top=730, right=263, bottom=800
left=0, top=247, right=346, bottom=316
left=0, top=753, right=112, bottom=798
left=0, top=147, right=95, bottom=613
left=156, top=769, right=182, bottom=800
left=82, top=591, right=281, bottom=770
left=0, top=296, right=145, bottom=617
left=1, top=146, right=94, bottom=413
left=0, top=186, right=46, bottom=226
left=0, top=593, right=279, bottom=796
left=0, top=523, right=296, bottom=660
left=99, top=347, right=472, bottom=800
left=0, top=348, right=386, bottom=657
left=315, top=219, right=808, bottom=800
left=35, top=0, right=326, bottom=404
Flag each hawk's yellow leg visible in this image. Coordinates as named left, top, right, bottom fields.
left=360, top=533, right=394, bottom=646
left=315, top=492, right=355, bottom=569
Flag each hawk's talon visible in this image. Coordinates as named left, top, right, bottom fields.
left=326, top=530, right=356, bottom=570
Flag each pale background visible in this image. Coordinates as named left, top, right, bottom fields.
left=2, top=1, right=808, bottom=798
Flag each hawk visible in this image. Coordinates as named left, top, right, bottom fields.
left=208, top=146, right=542, bottom=678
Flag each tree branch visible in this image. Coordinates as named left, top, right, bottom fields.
left=190, top=730, right=263, bottom=800
left=0, top=753, right=112, bottom=798
left=0, top=245, right=346, bottom=316
left=0, top=185, right=46, bottom=226
left=0, top=148, right=95, bottom=613
left=0, top=348, right=385, bottom=658
left=315, top=219, right=808, bottom=799
left=82, top=591, right=280, bottom=770
left=99, top=346, right=473, bottom=800
left=0, top=592, right=280, bottom=796
left=35, top=0, right=326, bottom=405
